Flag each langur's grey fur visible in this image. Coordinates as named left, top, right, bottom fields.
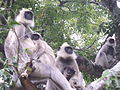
left=46, top=42, right=85, bottom=90
left=95, top=37, right=116, bottom=69
left=4, top=9, right=74, bottom=90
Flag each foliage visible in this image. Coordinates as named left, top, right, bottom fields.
left=0, top=58, right=13, bottom=90
left=0, top=0, right=119, bottom=89
left=104, top=75, right=120, bottom=90
left=97, top=69, right=120, bottom=90
left=0, top=0, right=111, bottom=57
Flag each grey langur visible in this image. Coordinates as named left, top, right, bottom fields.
left=4, top=9, right=74, bottom=90
left=95, top=37, right=116, bottom=69
left=46, top=42, right=85, bottom=90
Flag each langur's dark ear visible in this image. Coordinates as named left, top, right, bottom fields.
left=31, top=34, right=40, bottom=40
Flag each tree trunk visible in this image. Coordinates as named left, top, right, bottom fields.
left=20, top=77, right=37, bottom=90
left=115, top=24, right=120, bottom=60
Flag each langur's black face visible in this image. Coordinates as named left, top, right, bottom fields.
left=65, top=67, right=75, bottom=76
left=31, top=34, right=40, bottom=40
left=64, top=46, right=73, bottom=54
left=63, top=67, right=75, bottom=81
left=24, top=11, right=34, bottom=20
left=109, top=39, right=114, bottom=44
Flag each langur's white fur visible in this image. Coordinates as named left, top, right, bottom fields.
left=69, top=72, right=86, bottom=88
left=15, top=8, right=34, bottom=27
left=56, top=42, right=77, bottom=60
left=47, top=42, right=85, bottom=90
left=95, top=37, right=116, bottom=68
left=5, top=9, right=74, bottom=90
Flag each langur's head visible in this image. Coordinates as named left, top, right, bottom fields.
left=15, top=8, right=34, bottom=27
left=62, top=67, right=75, bottom=81
left=31, top=33, right=42, bottom=40
left=57, top=42, right=77, bottom=59
left=106, top=37, right=116, bottom=46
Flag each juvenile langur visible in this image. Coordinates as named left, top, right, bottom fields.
left=55, top=42, right=85, bottom=89
left=62, top=67, right=85, bottom=89
left=62, top=67, right=75, bottom=81
left=95, top=37, right=116, bottom=69
left=56, top=43, right=85, bottom=89
left=4, top=9, right=74, bottom=90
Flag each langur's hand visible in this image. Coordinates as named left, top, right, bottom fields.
left=21, top=70, right=28, bottom=78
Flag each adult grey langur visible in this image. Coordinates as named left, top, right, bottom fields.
left=5, top=8, right=35, bottom=72
left=95, top=37, right=116, bottom=69
left=46, top=42, right=85, bottom=90
left=56, top=43, right=85, bottom=89
left=4, top=9, right=74, bottom=90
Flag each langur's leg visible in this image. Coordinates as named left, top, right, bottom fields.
left=46, top=79, right=61, bottom=90
left=102, top=52, right=109, bottom=68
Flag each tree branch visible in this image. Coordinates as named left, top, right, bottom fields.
left=0, top=61, right=4, bottom=69
left=0, top=0, right=5, bottom=7
left=74, top=39, right=97, bottom=51
left=0, top=43, right=6, bottom=58
left=58, top=0, right=72, bottom=6
left=90, top=1, right=100, bottom=5
left=20, top=77, right=37, bottom=90
left=0, top=15, right=8, bottom=25
left=87, top=61, right=120, bottom=90
left=76, top=55, right=104, bottom=78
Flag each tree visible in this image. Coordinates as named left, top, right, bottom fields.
left=0, top=0, right=120, bottom=90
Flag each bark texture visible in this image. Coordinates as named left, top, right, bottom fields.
left=76, top=55, right=104, bottom=78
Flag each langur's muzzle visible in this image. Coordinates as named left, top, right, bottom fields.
left=31, top=34, right=40, bottom=40
left=65, top=46, right=73, bottom=54
left=24, top=11, right=34, bottom=20
left=109, top=39, right=114, bottom=44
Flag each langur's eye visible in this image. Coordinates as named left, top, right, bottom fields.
left=109, top=39, right=114, bottom=44
left=64, top=46, right=73, bottom=54
left=31, top=34, right=40, bottom=40
left=24, top=11, right=33, bottom=20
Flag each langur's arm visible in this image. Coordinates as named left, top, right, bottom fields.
left=74, top=60, right=80, bottom=73
left=31, top=41, right=45, bottom=60
left=4, top=29, right=18, bottom=60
